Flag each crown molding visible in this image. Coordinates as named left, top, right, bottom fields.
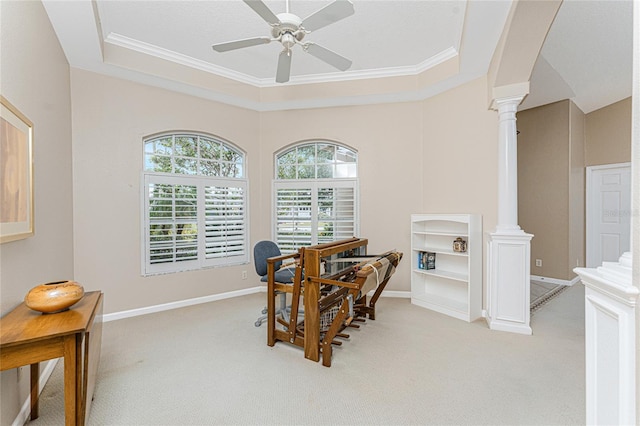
left=104, top=33, right=459, bottom=88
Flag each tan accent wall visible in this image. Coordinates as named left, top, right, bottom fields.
left=518, top=100, right=578, bottom=281
left=0, top=1, right=73, bottom=423
left=585, top=97, right=632, bottom=166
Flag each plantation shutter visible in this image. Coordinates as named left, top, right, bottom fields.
left=145, top=175, right=200, bottom=274
left=317, top=186, right=356, bottom=244
left=274, top=180, right=357, bottom=253
left=144, top=175, right=248, bottom=274
left=275, top=186, right=313, bottom=253
left=204, top=183, right=247, bottom=265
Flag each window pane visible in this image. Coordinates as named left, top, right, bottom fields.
left=277, top=165, right=296, bottom=180
left=335, top=163, right=357, bottom=178
left=316, top=144, right=334, bottom=163
left=145, top=154, right=172, bottom=172
left=199, top=160, right=220, bottom=176
left=145, top=137, right=172, bottom=155
left=175, top=136, right=197, bottom=157
left=297, top=145, right=315, bottom=164
left=317, top=164, right=333, bottom=178
left=199, top=138, right=219, bottom=160
left=275, top=142, right=356, bottom=180
left=336, top=146, right=356, bottom=163
left=278, top=150, right=297, bottom=166
left=298, top=165, right=315, bottom=179
left=174, top=157, right=197, bottom=175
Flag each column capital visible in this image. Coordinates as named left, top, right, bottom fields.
left=489, top=81, right=529, bottom=110
left=490, top=94, right=526, bottom=112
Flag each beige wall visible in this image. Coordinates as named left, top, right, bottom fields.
left=422, top=76, right=499, bottom=305
left=71, top=69, right=261, bottom=314
left=585, top=97, right=632, bottom=166
left=518, top=100, right=574, bottom=280
left=260, top=102, right=423, bottom=293
left=0, top=1, right=73, bottom=423
left=71, top=72, right=497, bottom=314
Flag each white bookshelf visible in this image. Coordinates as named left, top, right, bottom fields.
left=411, top=214, right=482, bottom=322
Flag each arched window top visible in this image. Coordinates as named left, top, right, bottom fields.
left=275, top=141, right=357, bottom=180
left=144, top=132, right=245, bottom=178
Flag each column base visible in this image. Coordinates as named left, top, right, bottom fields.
left=574, top=256, right=638, bottom=426
left=486, top=230, right=534, bottom=335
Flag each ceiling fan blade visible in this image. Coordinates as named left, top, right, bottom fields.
left=305, top=43, right=352, bottom=71
left=242, top=0, right=280, bottom=25
left=212, top=36, right=271, bottom=52
left=276, top=50, right=292, bottom=83
left=301, top=0, right=354, bottom=32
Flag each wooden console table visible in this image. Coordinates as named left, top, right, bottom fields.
left=0, top=291, right=103, bottom=425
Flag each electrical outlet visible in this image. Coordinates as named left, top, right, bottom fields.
left=535, top=259, right=542, bottom=267
left=241, top=270, right=248, bottom=280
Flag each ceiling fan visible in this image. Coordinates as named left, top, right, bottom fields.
left=212, top=0, right=355, bottom=83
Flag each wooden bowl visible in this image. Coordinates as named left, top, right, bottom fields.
left=24, top=280, right=85, bottom=314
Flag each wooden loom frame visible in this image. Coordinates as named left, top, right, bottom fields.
left=265, top=237, right=403, bottom=367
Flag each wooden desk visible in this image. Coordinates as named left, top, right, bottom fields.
left=0, top=291, right=103, bottom=425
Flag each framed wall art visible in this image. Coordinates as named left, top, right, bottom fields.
left=1, top=96, right=34, bottom=243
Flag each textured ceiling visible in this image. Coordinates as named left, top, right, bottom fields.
left=523, top=0, right=633, bottom=113
left=97, top=0, right=467, bottom=81
left=43, top=0, right=633, bottom=113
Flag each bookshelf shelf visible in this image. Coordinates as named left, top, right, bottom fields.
left=411, top=214, right=482, bottom=322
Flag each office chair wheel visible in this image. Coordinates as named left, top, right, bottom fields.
left=255, top=320, right=263, bottom=327
left=261, top=307, right=268, bottom=314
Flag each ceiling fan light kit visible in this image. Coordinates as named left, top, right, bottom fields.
left=212, top=0, right=355, bottom=83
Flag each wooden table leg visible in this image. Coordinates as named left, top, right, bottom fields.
left=30, top=363, right=39, bottom=420
left=62, top=335, right=78, bottom=426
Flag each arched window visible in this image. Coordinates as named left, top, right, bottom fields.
left=274, top=141, right=358, bottom=253
left=142, top=133, right=248, bottom=275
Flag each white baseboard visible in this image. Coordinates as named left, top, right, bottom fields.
left=104, top=286, right=263, bottom=322
left=531, top=275, right=580, bottom=287
left=375, top=290, right=411, bottom=298
left=12, top=359, right=59, bottom=426
left=104, top=286, right=410, bottom=323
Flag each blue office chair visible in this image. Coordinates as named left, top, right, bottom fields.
left=253, top=240, right=297, bottom=327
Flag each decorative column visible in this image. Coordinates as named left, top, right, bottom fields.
left=574, top=254, right=638, bottom=425
left=486, top=95, right=534, bottom=335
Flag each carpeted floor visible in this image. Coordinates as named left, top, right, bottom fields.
left=28, top=284, right=586, bottom=425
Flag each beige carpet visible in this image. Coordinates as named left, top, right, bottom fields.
left=29, top=284, right=585, bottom=425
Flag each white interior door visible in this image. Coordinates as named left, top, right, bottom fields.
left=586, top=163, right=631, bottom=267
